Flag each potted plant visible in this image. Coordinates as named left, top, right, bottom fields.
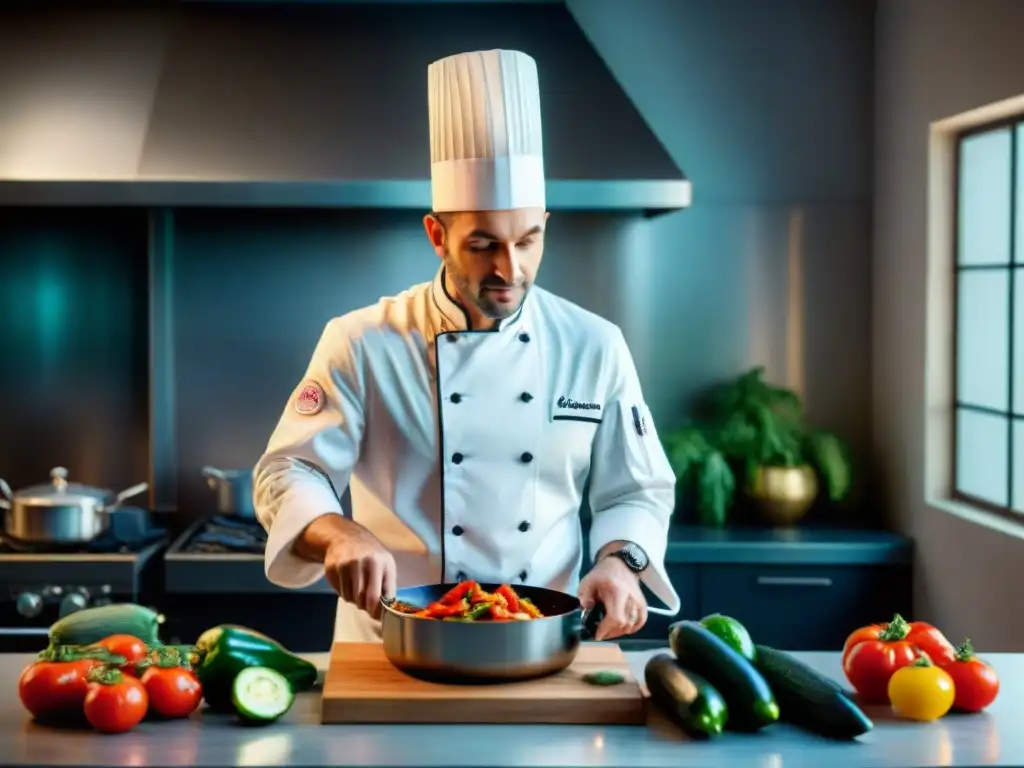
left=662, top=367, right=852, bottom=527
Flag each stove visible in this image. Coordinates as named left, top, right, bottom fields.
left=0, top=509, right=168, bottom=651
left=162, top=514, right=337, bottom=653
left=164, top=514, right=330, bottom=594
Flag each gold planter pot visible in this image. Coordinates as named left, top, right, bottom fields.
left=746, top=465, right=818, bottom=527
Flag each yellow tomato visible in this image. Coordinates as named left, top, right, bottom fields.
left=888, top=658, right=955, bottom=721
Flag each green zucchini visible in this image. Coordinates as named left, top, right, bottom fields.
left=232, top=666, right=295, bottom=723
left=48, top=603, right=162, bottom=647
left=669, top=620, right=779, bottom=731
left=754, top=644, right=873, bottom=740
left=644, top=653, right=728, bottom=738
left=196, top=624, right=317, bottom=712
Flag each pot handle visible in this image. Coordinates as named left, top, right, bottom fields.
left=202, top=466, right=225, bottom=489
left=579, top=601, right=607, bottom=640
left=0, top=478, right=11, bottom=510
left=114, top=482, right=149, bottom=505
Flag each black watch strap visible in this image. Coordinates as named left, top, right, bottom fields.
left=603, top=542, right=649, bottom=574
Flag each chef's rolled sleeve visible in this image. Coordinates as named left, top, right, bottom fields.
left=587, top=329, right=680, bottom=616
left=254, top=318, right=365, bottom=589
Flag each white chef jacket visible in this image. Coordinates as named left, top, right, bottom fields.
left=253, top=265, right=680, bottom=642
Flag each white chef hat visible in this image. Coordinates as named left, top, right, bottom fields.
left=427, top=49, right=545, bottom=213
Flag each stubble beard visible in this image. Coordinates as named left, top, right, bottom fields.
left=444, top=250, right=527, bottom=320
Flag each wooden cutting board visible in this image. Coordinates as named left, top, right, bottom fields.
left=320, top=642, right=646, bottom=724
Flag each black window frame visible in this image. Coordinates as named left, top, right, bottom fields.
left=952, top=116, right=1023, bottom=519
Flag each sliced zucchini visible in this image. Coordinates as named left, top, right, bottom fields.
left=231, top=666, right=295, bottom=723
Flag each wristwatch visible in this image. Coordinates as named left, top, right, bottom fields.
left=601, top=542, right=649, bottom=574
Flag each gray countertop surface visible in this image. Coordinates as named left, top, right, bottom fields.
left=0, top=648, right=1015, bottom=767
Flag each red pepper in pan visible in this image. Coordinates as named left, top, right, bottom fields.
left=418, top=599, right=469, bottom=618
left=494, top=585, right=520, bottom=613
left=439, top=581, right=477, bottom=605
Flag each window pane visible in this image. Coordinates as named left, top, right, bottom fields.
left=1017, top=124, right=1024, bottom=264
left=1015, top=421, right=1024, bottom=513
left=959, top=128, right=1012, bottom=266
left=957, top=409, right=1008, bottom=506
left=957, top=270, right=1009, bottom=410
left=1016, top=270, right=1024, bottom=415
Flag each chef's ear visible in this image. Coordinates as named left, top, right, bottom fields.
left=423, top=213, right=447, bottom=258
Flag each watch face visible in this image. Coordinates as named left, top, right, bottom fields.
left=618, top=543, right=649, bottom=572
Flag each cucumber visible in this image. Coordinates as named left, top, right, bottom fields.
left=669, top=620, right=779, bottom=731
left=754, top=644, right=873, bottom=740
left=49, top=603, right=162, bottom=647
left=644, top=653, right=728, bottom=738
left=231, top=666, right=295, bottom=723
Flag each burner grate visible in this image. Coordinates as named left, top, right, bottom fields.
left=186, top=515, right=267, bottom=554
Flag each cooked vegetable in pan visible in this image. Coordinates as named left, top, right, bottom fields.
left=389, top=581, right=546, bottom=621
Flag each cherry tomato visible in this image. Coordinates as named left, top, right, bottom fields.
left=843, top=614, right=955, bottom=667
left=18, top=659, right=105, bottom=719
left=844, top=637, right=918, bottom=702
left=140, top=666, right=202, bottom=718
left=96, top=635, right=149, bottom=674
left=888, top=655, right=955, bottom=721
left=940, top=638, right=999, bottom=713
left=83, top=668, right=149, bottom=734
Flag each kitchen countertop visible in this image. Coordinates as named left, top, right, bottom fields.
left=0, top=648, right=1014, bottom=767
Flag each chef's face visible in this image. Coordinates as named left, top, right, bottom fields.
left=424, top=208, right=549, bottom=322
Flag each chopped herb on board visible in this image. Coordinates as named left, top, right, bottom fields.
left=583, top=670, right=625, bottom=686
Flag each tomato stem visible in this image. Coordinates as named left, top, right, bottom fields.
left=86, top=665, right=125, bottom=686
left=954, top=638, right=975, bottom=662
left=911, top=649, right=933, bottom=667
left=878, top=613, right=911, bottom=642
left=38, top=643, right=126, bottom=666
left=137, top=644, right=197, bottom=671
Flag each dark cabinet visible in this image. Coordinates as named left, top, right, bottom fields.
left=695, top=564, right=912, bottom=650
left=631, top=528, right=913, bottom=650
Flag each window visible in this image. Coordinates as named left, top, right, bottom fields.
left=954, top=120, right=1024, bottom=516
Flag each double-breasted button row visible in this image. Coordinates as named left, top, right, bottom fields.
left=443, top=330, right=529, bottom=344
left=450, top=569, right=529, bottom=583
left=449, top=521, right=530, bottom=535
left=448, top=451, right=533, bottom=464
left=447, top=391, right=533, bottom=403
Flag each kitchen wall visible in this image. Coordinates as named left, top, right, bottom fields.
left=0, top=0, right=878, bottom=526
left=567, top=0, right=877, bottom=517
left=873, top=0, right=1024, bottom=649
left=0, top=208, right=150, bottom=493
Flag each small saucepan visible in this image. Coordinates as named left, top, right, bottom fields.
left=202, top=466, right=256, bottom=518
left=0, top=467, right=149, bottom=545
left=380, top=582, right=606, bottom=683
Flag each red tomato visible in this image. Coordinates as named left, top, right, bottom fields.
left=844, top=637, right=919, bottom=702
left=843, top=614, right=955, bottom=667
left=96, top=635, right=149, bottom=674
left=140, top=666, right=202, bottom=718
left=83, top=669, right=149, bottom=734
left=941, top=639, right=1000, bottom=713
left=18, top=659, right=104, bottom=719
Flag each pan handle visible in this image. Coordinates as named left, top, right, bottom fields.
left=579, top=601, right=606, bottom=640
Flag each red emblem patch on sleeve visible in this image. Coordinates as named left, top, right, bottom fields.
left=294, top=381, right=325, bottom=415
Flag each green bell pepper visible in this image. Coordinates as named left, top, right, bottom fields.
left=194, top=624, right=318, bottom=711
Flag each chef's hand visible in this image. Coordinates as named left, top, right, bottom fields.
left=322, top=520, right=397, bottom=620
left=578, top=555, right=647, bottom=641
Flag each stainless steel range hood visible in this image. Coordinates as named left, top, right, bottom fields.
left=0, top=2, right=690, bottom=214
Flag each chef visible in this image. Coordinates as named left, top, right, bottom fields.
left=253, top=49, right=680, bottom=644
